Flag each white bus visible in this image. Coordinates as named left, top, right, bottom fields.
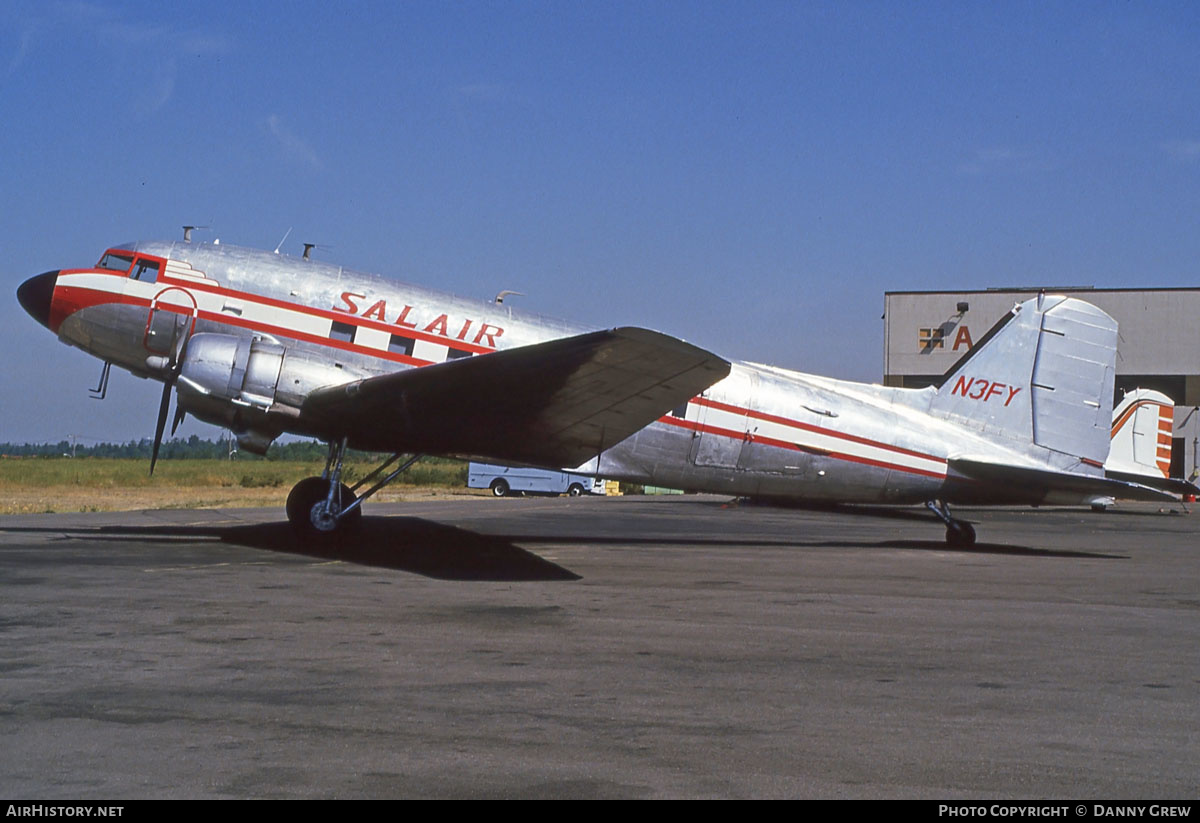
left=468, top=462, right=605, bottom=497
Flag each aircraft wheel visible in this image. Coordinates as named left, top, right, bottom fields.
left=490, top=479, right=510, bottom=498
left=945, top=520, right=976, bottom=547
left=287, top=476, right=361, bottom=538
left=567, top=483, right=585, bottom=497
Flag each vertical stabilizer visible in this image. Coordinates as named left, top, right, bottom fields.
left=930, top=295, right=1117, bottom=469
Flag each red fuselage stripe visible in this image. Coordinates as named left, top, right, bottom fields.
left=51, top=284, right=434, bottom=367
left=57, top=277, right=948, bottom=481
left=161, top=275, right=499, bottom=354
left=657, top=416, right=947, bottom=480
left=689, top=395, right=945, bottom=464
left=61, top=265, right=498, bottom=355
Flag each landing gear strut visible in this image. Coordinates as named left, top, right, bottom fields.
left=286, top=437, right=423, bottom=538
left=925, top=499, right=977, bottom=547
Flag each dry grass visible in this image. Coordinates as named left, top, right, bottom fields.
left=0, top=458, right=482, bottom=515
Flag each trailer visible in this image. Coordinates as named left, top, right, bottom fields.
left=468, top=462, right=605, bottom=497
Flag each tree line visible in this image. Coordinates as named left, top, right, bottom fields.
left=0, top=436, right=375, bottom=462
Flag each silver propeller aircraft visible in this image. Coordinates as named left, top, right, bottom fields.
left=17, top=232, right=1175, bottom=545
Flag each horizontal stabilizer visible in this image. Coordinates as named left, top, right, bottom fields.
left=302, top=327, right=731, bottom=468
left=949, top=457, right=1176, bottom=504
left=1105, top=469, right=1200, bottom=499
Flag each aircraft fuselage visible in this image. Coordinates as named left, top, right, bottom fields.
left=18, top=239, right=1118, bottom=518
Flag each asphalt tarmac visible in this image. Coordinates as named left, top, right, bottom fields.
left=1, top=495, right=1197, bottom=799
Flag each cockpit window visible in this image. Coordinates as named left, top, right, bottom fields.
left=131, top=260, right=160, bottom=281
left=97, top=252, right=134, bottom=274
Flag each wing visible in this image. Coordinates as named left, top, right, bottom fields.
left=948, top=457, right=1177, bottom=504
left=301, top=327, right=731, bottom=467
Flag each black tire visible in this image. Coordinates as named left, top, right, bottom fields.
left=945, top=520, right=976, bottom=547
left=490, top=479, right=510, bottom=498
left=286, top=476, right=361, bottom=538
left=286, top=477, right=327, bottom=526
left=567, top=483, right=585, bottom=497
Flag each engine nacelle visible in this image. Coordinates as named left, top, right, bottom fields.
left=175, top=333, right=359, bottom=451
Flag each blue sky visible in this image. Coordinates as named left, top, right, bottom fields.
left=3, top=0, right=1198, bottom=445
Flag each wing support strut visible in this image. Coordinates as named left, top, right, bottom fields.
left=341, top=452, right=424, bottom=519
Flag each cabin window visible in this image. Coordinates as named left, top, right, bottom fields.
left=330, top=321, right=356, bottom=343
left=446, top=348, right=472, bottom=361
left=671, top=402, right=689, bottom=418
left=388, top=334, right=415, bottom=356
left=97, top=252, right=133, bottom=274
left=130, top=260, right=160, bottom=281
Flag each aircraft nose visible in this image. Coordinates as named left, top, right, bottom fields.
left=17, top=270, right=59, bottom=329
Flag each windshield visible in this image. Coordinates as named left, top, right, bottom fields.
left=97, top=251, right=134, bottom=274
left=131, top=259, right=160, bottom=281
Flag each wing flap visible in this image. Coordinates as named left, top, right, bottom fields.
left=302, top=327, right=730, bottom=467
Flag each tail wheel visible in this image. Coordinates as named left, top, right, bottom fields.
left=945, top=520, right=976, bottom=547
left=567, top=483, right=585, bottom=497
left=927, top=500, right=978, bottom=547
left=287, top=476, right=361, bottom=538
left=490, top=479, right=510, bottom=497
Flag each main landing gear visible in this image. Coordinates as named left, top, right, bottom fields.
left=925, top=499, right=977, bottom=547
left=285, top=437, right=423, bottom=539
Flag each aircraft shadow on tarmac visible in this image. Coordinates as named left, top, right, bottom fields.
left=0, top=518, right=581, bottom=582
left=500, top=533, right=1125, bottom=560
left=223, top=517, right=583, bottom=581
left=0, top=506, right=1125, bottom=577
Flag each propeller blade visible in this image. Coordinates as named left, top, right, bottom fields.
left=150, top=379, right=172, bottom=475
left=170, top=405, right=186, bottom=436
left=152, top=328, right=192, bottom=472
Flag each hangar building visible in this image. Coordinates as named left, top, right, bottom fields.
left=883, top=288, right=1200, bottom=480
